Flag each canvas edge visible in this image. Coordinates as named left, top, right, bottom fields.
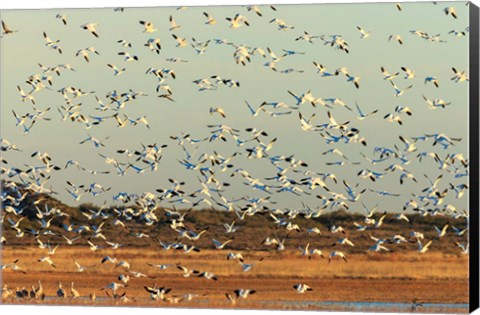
left=469, top=1, right=480, bottom=313
left=0, top=2, right=476, bottom=313
left=0, top=7, right=4, bottom=306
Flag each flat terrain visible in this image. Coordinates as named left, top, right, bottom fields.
left=0, top=187, right=471, bottom=312
left=1, top=246, right=469, bottom=312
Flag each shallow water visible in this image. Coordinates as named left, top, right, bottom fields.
left=266, top=300, right=469, bottom=311
left=15, top=296, right=470, bottom=313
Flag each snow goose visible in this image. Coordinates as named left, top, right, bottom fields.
left=307, top=227, right=322, bottom=235
left=38, top=256, right=56, bottom=268
left=328, top=251, right=347, bottom=263
left=355, top=102, right=378, bottom=120
left=56, top=14, right=67, bottom=25
left=234, top=289, right=256, bottom=299
left=245, top=100, right=263, bottom=116
left=76, top=47, right=99, bottom=63
left=451, top=67, right=468, bottom=82
left=444, top=6, right=457, bottom=18
left=224, top=221, right=238, bottom=234
left=388, top=34, right=403, bottom=44
left=330, top=225, right=345, bottom=234
left=117, top=39, right=131, bottom=47
left=118, top=51, right=138, bottom=61
left=309, top=248, right=325, bottom=259
left=395, top=105, right=412, bottom=116
left=86, top=240, right=100, bottom=251
left=455, top=242, right=468, bottom=255
left=410, top=29, right=429, bottom=39
left=212, top=238, right=233, bottom=249
left=295, top=31, right=321, bottom=43
left=246, top=5, right=264, bottom=16
left=144, top=284, right=171, bottom=300
left=116, top=260, right=131, bottom=270
left=298, top=112, right=316, bottom=131
left=139, top=21, right=158, bottom=33
left=448, top=29, right=466, bottom=37
left=270, top=18, right=294, bottom=31
left=394, top=213, right=410, bottom=222
left=239, top=257, right=264, bottom=272
left=43, top=32, right=62, bottom=54
left=390, top=81, right=413, bottom=97
left=169, top=15, right=181, bottom=31
left=401, top=66, right=415, bottom=79
left=373, top=212, right=388, bottom=228
left=354, top=222, right=369, bottom=231
left=81, top=23, right=99, bottom=37
left=176, top=264, right=199, bottom=277
left=452, top=226, right=468, bottom=236
left=424, top=76, right=439, bottom=87
left=346, top=75, right=360, bottom=89
left=209, top=107, right=226, bottom=118
left=332, top=237, right=355, bottom=247
left=313, top=62, right=335, bottom=77
left=146, top=263, right=172, bottom=271
left=100, top=282, right=126, bottom=293
left=268, top=233, right=289, bottom=251
left=145, top=38, right=161, bottom=54
left=434, top=224, right=449, bottom=238
left=324, top=98, right=352, bottom=111
left=227, top=252, right=244, bottom=262
left=381, top=66, right=399, bottom=80
left=196, top=271, right=218, bottom=281
left=293, top=284, right=313, bottom=293
left=17, top=85, right=35, bottom=104
left=107, top=64, right=126, bottom=76
left=417, top=240, right=433, bottom=253
left=129, top=271, right=150, bottom=278
left=72, top=256, right=97, bottom=272
left=369, top=242, right=390, bottom=252
left=172, top=34, right=189, bottom=47
left=356, top=26, right=371, bottom=39
left=46, top=243, right=59, bottom=255
left=391, top=235, right=408, bottom=244
left=203, top=12, right=217, bottom=25
left=226, top=14, right=250, bottom=28
left=166, top=57, right=187, bottom=63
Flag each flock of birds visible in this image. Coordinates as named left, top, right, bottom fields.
left=0, top=2, right=471, bottom=307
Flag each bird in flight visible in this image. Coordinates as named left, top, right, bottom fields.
left=2, top=20, right=18, bottom=35
left=81, top=23, right=99, bottom=37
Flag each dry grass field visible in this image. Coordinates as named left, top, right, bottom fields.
left=0, top=187, right=470, bottom=312
left=1, top=246, right=469, bottom=312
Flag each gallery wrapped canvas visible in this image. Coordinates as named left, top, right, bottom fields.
left=0, top=1, right=478, bottom=313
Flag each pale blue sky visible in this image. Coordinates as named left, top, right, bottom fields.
left=0, top=2, right=470, bottom=213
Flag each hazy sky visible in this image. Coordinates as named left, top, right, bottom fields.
left=0, top=2, right=470, bottom=213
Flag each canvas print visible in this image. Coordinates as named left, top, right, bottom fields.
left=0, top=1, right=477, bottom=313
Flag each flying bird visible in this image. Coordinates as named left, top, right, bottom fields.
left=56, top=14, right=67, bottom=25
left=2, top=21, right=18, bottom=35
left=81, top=23, right=99, bottom=37
left=139, top=20, right=158, bottom=33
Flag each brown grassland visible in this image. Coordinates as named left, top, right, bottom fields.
left=1, top=246, right=469, bottom=312
left=0, top=186, right=470, bottom=312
